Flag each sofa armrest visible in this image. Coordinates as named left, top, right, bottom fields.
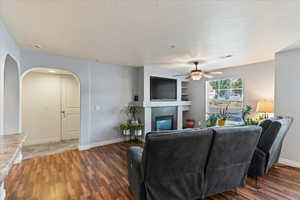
left=127, top=146, right=145, bottom=200
left=128, top=146, right=143, bottom=167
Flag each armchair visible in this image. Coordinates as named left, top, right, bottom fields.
left=248, top=116, right=293, bottom=178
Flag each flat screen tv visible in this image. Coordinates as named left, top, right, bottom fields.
left=150, top=76, right=177, bottom=101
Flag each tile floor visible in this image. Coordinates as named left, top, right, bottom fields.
left=22, top=139, right=79, bottom=159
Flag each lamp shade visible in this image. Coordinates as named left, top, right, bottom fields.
left=256, top=100, right=274, bottom=113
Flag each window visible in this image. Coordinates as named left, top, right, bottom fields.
left=206, top=78, right=243, bottom=124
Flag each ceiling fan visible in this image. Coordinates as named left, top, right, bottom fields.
left=174, top=61, right=223, bottom=80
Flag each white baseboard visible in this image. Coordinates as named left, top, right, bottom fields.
left=24, top=137, right=61, bottom=146
left=79, top=137, right=125, bottom=151
left=279, top=158, right=300, bottom=168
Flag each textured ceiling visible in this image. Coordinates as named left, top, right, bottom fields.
left=1, top=0, right=300, bottom=70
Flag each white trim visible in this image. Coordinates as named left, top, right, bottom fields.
left=13, top=151, right=23, bottom=164
left=79, top=137, right=125, bottom=151
left=25, top=137, right=61, bottom=146
left=1, top=131, right=21, bottom=135
left=279, top=158, right=300, bottom=168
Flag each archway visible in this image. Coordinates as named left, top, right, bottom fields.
left=21, top=68, right=81, bottom=158
left=3, top=55, right=20, bottom=134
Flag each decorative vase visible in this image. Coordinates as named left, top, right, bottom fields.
left=185, top=120, right=195, bottom=128
left=122, top=129, right=130, bottom=136
left=134, top=130, right=142, bottom=136
left=218, top=120, right=226, bottom=126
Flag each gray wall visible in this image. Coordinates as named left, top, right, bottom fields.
left=275, top=48, right=300, bottom=163
left=0, top=18, right=21, bottom=134
left=0, top=17, right=138, bottom=147
left=20, top=50, right=137, bottom=148
left=187, top=61, right=275, bottom=125
left=89, top=61, right=136, bottom=142
left=3, top=55, right=19, bottom=134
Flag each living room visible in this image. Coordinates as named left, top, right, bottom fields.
left=0, top=1, right=300, bottom=200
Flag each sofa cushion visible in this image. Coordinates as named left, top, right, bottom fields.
left=257, top=121, right=281, bottom=153
left=205, top=126, right=262, bottom=197
left=142, top=128, right=214, bottom=200
left=258, top=119, right=272, bottom=135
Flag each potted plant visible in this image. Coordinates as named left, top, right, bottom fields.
left=120, top=123, right=130, bottom=136
left=122, top=105, right=141, bottom=123
left=245, top=118, right=259, bottom=125
left=217, top=105, right=230, bottom=126
left=132, top=123, right=144, bottom=136
left=242, top=104, right=252, bottom=123
left=206, top=113, right=218, bottom=127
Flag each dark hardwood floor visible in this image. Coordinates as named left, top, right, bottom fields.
left=5, top=142, right=300, bottom=200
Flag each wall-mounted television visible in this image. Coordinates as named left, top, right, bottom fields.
left=150, top=76, right=177, bottom=101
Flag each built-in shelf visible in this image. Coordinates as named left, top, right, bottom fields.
left=134, top=66, right=194, bottom=134
left=180, top=101, right=192, bottom=106
left=181, top=81, right=190, bottom=101
left=182, top=105, right=190, bottom=111
left=181, top=81, right=191, bottom=127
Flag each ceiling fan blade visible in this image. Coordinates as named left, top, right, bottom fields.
left=208, top=71, right=223, bottom=75
left=203, top=74, right=214, bottom=79
left=185, top=75, right=191, bottom=80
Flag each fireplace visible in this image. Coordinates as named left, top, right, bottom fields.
left=155, top=115, right=174, bottom=131
left=151, top=106, right=177, bottom=131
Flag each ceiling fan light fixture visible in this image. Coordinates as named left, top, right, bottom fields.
left=191, top=71, right=202, bottom=80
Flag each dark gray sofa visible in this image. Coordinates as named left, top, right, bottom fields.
left=127, top=126, right=262, bottom=200
left=248, top=116, right=293, bottom=178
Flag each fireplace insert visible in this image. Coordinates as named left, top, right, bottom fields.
left=155, top=115, right=174, bottom=131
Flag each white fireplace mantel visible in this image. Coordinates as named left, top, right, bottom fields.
left=132, top=100, right=192, bottom=108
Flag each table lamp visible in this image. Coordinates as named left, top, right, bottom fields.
left=256, top=100, right=274, bottom=119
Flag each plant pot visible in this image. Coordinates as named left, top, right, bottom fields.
left=209, top=119, right=218, bottom=127
left=218, top=120, right=226, bottom=126
left=134, top=130, right=142, bottom=136
left=122, top=129, right=130, bottom=136
left=131, top=120, right=139, bottom=124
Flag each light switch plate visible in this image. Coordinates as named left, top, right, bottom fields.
left=95, top=105, right=101, bottom=111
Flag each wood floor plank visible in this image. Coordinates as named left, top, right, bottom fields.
left=5, top=142, right=300, bottom=200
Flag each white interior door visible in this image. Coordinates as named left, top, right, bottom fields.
left=61, top=75, right=80, bottom=140
left=23, top=72, right=62, bottom=145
